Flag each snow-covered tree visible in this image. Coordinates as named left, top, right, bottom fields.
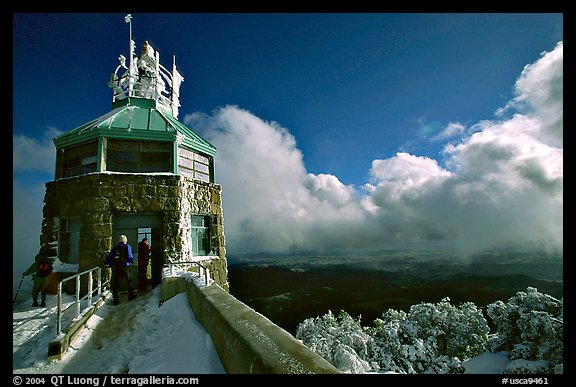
left=297, top=287, right=562, bottom=374
left=296, top=297, right=488, bottom=374
left=295, top=310, right=373, bottom=373
left=486, top=287, right=563, bottom=374
left=366, top=306, right=464, bottom=374
left=407, top=297, right=489, bottom=359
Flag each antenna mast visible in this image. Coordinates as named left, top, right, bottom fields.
left=125, top=14, right=135, bottom=97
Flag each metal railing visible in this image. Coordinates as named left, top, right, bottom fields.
left=111, top=72, right=173, bottom=107
left=56, top=266, right=110, bottom=336
left=166, top=259, right=211, bottom=286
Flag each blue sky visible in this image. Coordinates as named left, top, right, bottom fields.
left=13, top=13, right=563, bottom=269
left=13, top=13, right=562, bottom=185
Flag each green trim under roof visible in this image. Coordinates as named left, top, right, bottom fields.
left=53, top=98, right=216, bottom=157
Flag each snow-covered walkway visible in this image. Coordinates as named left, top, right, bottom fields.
left=13, top=286, right=226, bottom=374
left=13, top=279, right=513, bottom=375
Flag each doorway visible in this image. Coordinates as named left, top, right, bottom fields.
left=113, top=213, right=163, bottom=291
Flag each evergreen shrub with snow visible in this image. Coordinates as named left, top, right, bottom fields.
left=486, top=287, right=563, bottom=374
left=295, top=310, right=374, bottom=373
left=297, top=287, right=563, bottom=374
left=296, top=297, right=488, bottom=374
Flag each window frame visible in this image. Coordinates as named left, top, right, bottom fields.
left=178, top=146, right=214, bottom=183
left=59, top=217, right=81, bottom=265
left=106, top=139, right=173, bottom=173
left=61, top=141, right=99, bottom=178
left=190, top=214, right=216, bottom=258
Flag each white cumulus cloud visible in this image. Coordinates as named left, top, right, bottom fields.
left=13, top=127, right=62, bottom=173
left=186, top=41, right=562, bottom=256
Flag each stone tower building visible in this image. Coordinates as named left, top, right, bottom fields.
left=39, top=32, right=228, bottom=291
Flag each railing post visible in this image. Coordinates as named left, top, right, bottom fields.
left=75, top=275, right=81, bottom=317
left=205, top=267, right=210, bottom=286
left=54, top=265, right=112, bottom=338
left=57, top=281, right=63, bottom=336
left=87, top=270, right=93, bottom=307
left=97, top=267, right=102, bottom=296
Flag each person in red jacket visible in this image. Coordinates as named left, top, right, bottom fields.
left=137, top=237, right=150, bottom=291
left=22, top=253, right=53, bottom=307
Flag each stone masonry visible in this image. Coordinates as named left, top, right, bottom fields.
left=40, top=172, right=228, bottom=291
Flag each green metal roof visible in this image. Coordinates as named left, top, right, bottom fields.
left=53, top=98, right=216, bottom=157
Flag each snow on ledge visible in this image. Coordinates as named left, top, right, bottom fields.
left=51, top=257, right=80, bottom=273
left=162, top=265, right=214, bottom=288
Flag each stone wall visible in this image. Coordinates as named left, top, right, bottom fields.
left=161, top=276, right=340, bottom=374
left=40, top=173, right=228, bottom=291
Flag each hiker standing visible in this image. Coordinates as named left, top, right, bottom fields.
left=137, top=237, right=150, bottom=291
left=22, top=253, right=53, bottom=307
left=105, top=235, right=135, bottom=305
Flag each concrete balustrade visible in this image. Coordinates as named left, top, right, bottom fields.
left=161, top=276, right=339, bottom=374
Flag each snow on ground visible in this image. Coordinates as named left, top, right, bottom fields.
left=13, top=284, right=226, bottom=374
left=462, top=351, right=509, bottom=374
left=13, top=270, right=508, bottom=375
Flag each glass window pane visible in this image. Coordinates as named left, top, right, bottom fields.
left=195, top=228, right=210, bottom=256
left=191, top=215, right=211, bottom=256
left=194, top=162, right=210, bottom=174
left=195, top=172, right=210, bottom=183
left=179, top=156, right=194, bottom=169
left=194, top=153, right=209, bottom=164
left=107, top=151, right=138, bottom=162
left=191, top=215, right=205, bottom=227
left=82, top=155, right=98, bottom=165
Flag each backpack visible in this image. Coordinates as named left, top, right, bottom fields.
left=113, top=244, right=128, bottom=267
left=38, top=259, right=53, bottom=277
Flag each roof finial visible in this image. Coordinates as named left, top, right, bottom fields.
left=124, top=14, right=136, bottom=97
left=109, top=14, right=184, bottom=118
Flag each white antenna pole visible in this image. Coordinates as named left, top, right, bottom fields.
left=125, top=14, right=134, bottom=97
left=171, top=55, right=176, bottom=115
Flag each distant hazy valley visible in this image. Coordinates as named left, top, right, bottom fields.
left=228, top=249, right=563, bottom=335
